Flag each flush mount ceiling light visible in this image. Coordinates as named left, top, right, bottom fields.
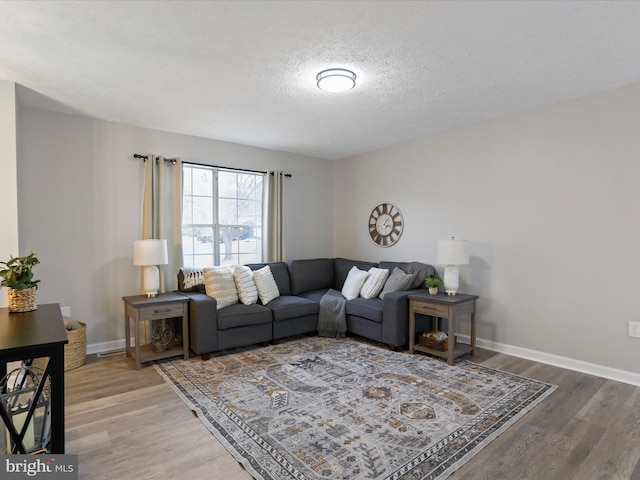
left=316, top=68, right=356, bottom=93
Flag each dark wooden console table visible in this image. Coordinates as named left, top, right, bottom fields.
left=0, top=304, right=68, bottom=453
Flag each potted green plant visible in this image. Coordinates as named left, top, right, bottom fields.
left=424, top=276, right=442, bottom=295
left=0, top=252, right=40, bottom=312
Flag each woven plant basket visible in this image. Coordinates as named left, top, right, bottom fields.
left=64, top=322, right=87, bottom=371
left=31, top=321, right=86, bottom=371
left=7, top=287, right=37, bottom=312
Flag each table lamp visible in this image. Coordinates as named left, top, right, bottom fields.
left=437, top=237, right=469, bottom=296
left=133, top=239, right=168, bottom=297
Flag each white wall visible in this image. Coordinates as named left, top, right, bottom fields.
left=0, top=81, right=19, bottom=308
left=17, top=108, right=334, bottom=349
left=335, top=82, right=640, bottom=376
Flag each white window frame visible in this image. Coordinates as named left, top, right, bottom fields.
left=182, top=164, right=263, bottom=267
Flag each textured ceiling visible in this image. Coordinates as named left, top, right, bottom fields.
left=1, top=1, right=640, bottom=160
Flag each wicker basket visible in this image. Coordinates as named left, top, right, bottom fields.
left=31, top=321, right=86, bottom=372
left=64, top=322, right=87, bottom=371
left=419, top=331, right=449, bottom=351
left=7, top=287, right=37, bottom=313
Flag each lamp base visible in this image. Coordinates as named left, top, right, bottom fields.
left=445, top=291, right=458, bottom=296
left=443, top=265, right=460, bottom=296
left=142, top=265, right=160, bottom=298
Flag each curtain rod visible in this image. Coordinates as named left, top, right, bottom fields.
left=133, top=153, right=177, bottom=165
left=183, top=160, right=292, bottom=178
left=134, top=156, right=291, bottom=177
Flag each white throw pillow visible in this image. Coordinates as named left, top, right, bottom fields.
left=253, top=265, right=280, bottom=304
left=360, top=267, right=390, bottom=299
left=341, top=266, right=370, bottom=300
left=203, top=267, right=239, bottom=309
left=233, top=265, right=258, bottom=305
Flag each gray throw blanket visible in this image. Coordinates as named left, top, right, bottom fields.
left=318, top=289, right=347, bottom=339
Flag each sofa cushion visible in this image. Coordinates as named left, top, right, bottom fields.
left=401, top=262, right=439, bottom=289
left=334, top=258, right=378, bottom=290
left=265, top=295, right=319, bottom=322
left=216, top=303, right=273, bottom=330
left=341, top=266, right=369, bottom=300
left=203, top=267, right=239, bottom=309
left=289, top=258, right=334, bottom=295
left=246, top=262, right=291, bottom=296
left=379, top=267, right=415, bottom=299
left=253, top=265, right=280, bottom=304
left=360, top=267, right=390, bottom=299
left=346, top=297, right=384, bottom=323
left=297, top=289, right=329, bottom=303
left=233, top=265, right=258, bottom=305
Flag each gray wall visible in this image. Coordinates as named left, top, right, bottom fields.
left=334, top=82, right=640, bottom=377
left=17, top=107, right=334, bottom=350
left=0, top=80, right=19, bottom=308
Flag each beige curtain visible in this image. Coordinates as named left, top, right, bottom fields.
left=141, top=156, right=183, bottom=293
left=263, top=171, right=286, bottom=262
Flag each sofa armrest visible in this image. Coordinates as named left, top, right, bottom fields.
left=179, top=292, right=220, bottom=355
left=381, top=288, right=425, bottom=347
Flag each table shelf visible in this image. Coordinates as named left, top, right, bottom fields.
left=412, top=341, right=474, bottom=361
left=136, top=341, right=185, bottom=364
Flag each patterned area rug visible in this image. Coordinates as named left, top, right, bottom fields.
left=154, top=337, right=555, bottom=480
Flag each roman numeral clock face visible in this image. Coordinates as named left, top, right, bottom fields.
left=369, top=203, right=404, bottom=247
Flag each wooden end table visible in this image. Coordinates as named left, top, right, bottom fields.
left=123, top=293, right=189, bottom=369
left=408, top=292, right=479, bottom=365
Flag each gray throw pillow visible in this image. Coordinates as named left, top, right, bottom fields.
left=401, top=262, right=439, bottom=289
left=379, top=267, right=415, bottom=299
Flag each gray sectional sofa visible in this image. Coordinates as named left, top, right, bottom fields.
left=177, top=257, right=440, bottom=359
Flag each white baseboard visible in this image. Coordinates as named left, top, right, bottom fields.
left=87, top=339, right=126, bottom=356
left=87, top=336, right=640, bottom=387
left=464, top=336, right=640, bottom=387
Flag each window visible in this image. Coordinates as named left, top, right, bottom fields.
left=182, top=164, right=263, bottom=267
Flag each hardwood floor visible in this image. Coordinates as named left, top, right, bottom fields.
left=65, top=346, right=640, bottom=480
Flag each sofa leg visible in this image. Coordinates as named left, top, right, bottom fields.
left=201, top=353, right=211, bottom=361
left=261, top=341, right=270, bottom=347
left=271, top=339, right=280, bottom=345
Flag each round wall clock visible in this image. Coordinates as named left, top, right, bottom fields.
left=368, top=203, right=404, bottom=247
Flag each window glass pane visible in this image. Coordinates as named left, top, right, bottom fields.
left=193, top=168, right=213, bottom=196
left=218, top=171, right=237, bottom=198
left=182, top=226, right=195, bottom=254
left=218, top=198, right=238, bottom=225
left=193, top=254, right=214, bottom=268
left=238, top=237, right=261, bottom=264
left=239, top=199, right=260, bottom=224
left=182, top=196, right=193, bottom=224
left=193, top=197, right=214, bottom=224
left=183, top=168, right=192, bottom=195
left=195, top=227, right=214, bottom=245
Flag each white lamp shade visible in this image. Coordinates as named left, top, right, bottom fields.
left=437, top=238, right=469, bottom=266
left=133, top=239, right=168, bottom=266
